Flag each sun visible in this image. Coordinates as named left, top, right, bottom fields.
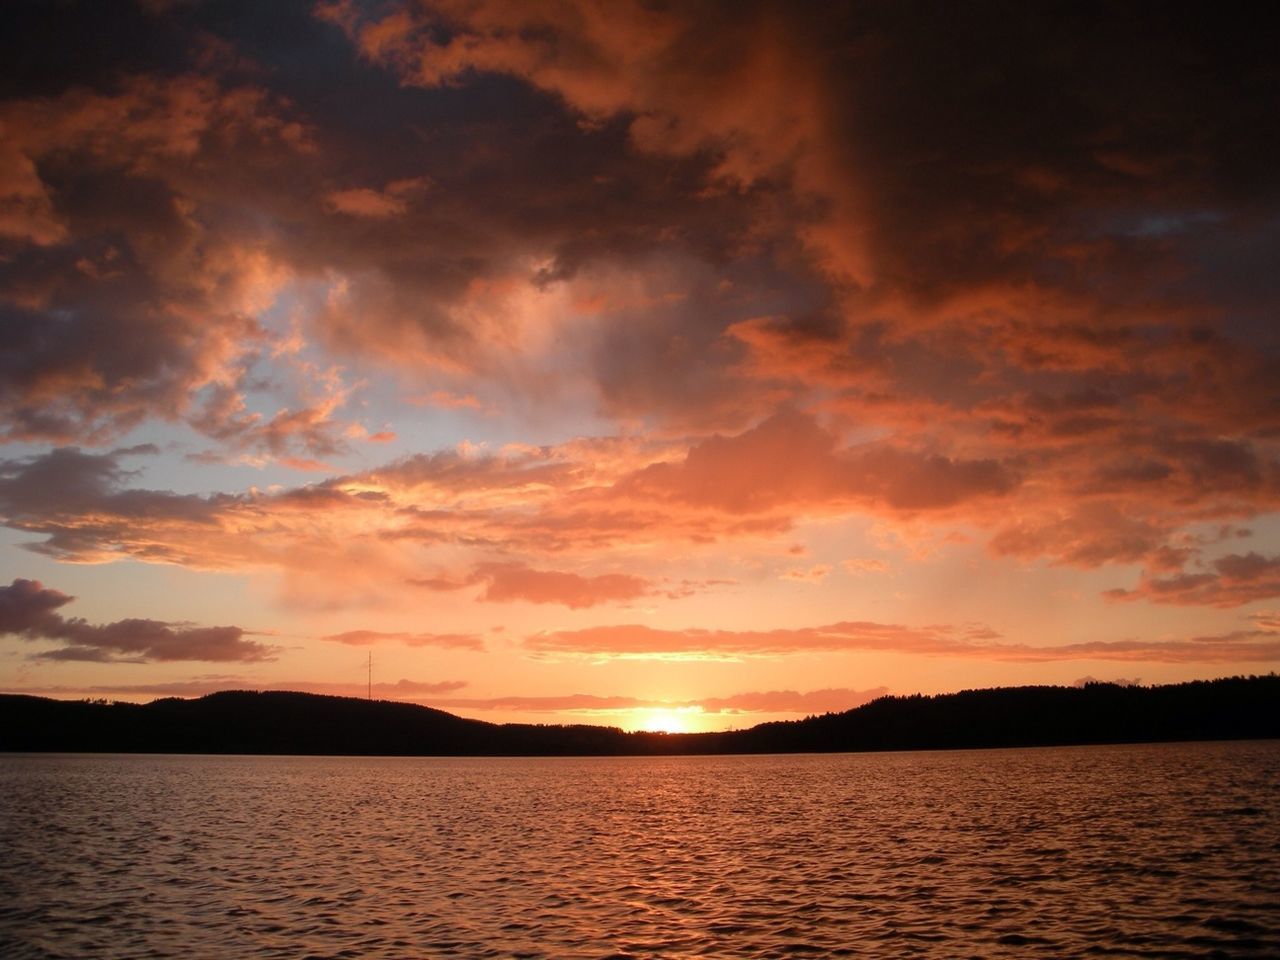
left=632, top=708, right=694, bottom=734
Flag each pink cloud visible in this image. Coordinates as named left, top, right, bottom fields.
left=320, top=629, right=485, bottom=651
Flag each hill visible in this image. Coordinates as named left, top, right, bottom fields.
left=1, top=675, right=1276, bottom=756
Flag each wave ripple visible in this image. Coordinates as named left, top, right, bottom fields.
left=2, top=741, right=1277, bottom=958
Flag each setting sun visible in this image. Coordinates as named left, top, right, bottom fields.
left=631, top=708, right=699, bottom=734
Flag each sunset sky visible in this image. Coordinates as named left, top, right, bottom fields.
left=1, top=0, right=1277, bottom=732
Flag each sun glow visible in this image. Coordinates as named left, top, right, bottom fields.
left=631, top=707, right=698, bottom=734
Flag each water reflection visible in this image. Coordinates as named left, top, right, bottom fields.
left=1, top=742, right=1277, bottom=957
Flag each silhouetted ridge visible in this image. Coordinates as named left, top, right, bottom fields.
left=709, top=677, right=1280, bottom=754
left=2, top=676, right=1276, bottom=756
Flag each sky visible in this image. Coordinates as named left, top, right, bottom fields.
left=1, top=0, right=1278, bottom=733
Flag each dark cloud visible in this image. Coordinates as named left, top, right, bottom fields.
left=0, top=0, right=793, bottom=453
left=0, top=577, right=272, bottom=662
left=0, top=447, right=221, bottom=562
left=3, top=0, right=1274, bottom=456
left=1107, top=552, right=1280, bottom=608
left=0, top=0, right=1275, bottom=617
left=0, top=63, right=314, bottom=448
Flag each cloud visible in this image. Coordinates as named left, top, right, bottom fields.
left=1106, top=552, right=1280, bottom=608
left=524, top=618, right=1280, bottom=664
left=473, top=563, right=651, bottom=607
left=1250, top=610, right=1280, bottom=632
left=185, top=359, right=364, bottom=468
left=618, top=408, right=1018, bottom=515
left=307, top=0, right=1280, bottom=591
left=0, top=421, right=1269, bottom=619
left=412, top=561, right=653, bottom=609
left=427, top=686, right=889, bottom=716
left=990, top=505, right=1174, bottom=569
left=696, top=688, right=888, bottom=715
left=0, top=72, right=306, bottom=447
left=0, top=578, right=272, bottom=662
left=320, top=629, right=485, bottom=651
left=781, top=564, right=830, bottom=583
left=524, top=620, right=999, bottom=659
left=843, top=558, right=888, bottom=575
left=324, top=177, right=428, bottom=218
left=0, top=0, right=1275, bottom=616
left=8, top=677, right=468, bottom=702
left=0, top=447, right=226, bottom=565
left=1073, top=676, right=1141, bottom=688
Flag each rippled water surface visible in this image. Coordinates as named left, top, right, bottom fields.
left=2, top=742, right=1278, bottom=958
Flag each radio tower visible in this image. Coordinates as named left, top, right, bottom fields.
left=367, top=651, right=372, bottom=700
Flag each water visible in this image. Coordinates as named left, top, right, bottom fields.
left=1, top=741, right=1277, bottom=958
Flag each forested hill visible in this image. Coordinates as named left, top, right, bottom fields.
left=1, top=675, right=1276, bottom=756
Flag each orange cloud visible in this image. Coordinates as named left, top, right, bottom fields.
left=474, top=563, right=652, bottom=608
left=618, top=408, right=1017, bottom=515
left=781, top=564, right=831, bottom=583
left=524, top=619, right=1280, bottom=664
left=320, top=629, right=485, bottom=651
left=525, top=620, right=996, bottom=659
left=0, top=412, right=1262, bottom=618
left=0, top=404, right=1271, bottom=623
left=422, top=563, right=737, bottom=606
left=324, top=177, right=428, bottom=218
left=326, top=187, right=408, bottom=218
left=843, top=558, right=889, bottom=575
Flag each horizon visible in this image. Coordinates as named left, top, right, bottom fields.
left=2, top=1, right=1278, bottom=734
left=14, top=674, right=1242, bottom=736
left=9, top=674, right=1276, bottom=749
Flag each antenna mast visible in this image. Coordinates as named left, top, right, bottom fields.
left=367, top=650, right=372, bottom=700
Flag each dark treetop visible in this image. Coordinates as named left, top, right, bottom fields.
left=2, top=675, right=1276, bottom=756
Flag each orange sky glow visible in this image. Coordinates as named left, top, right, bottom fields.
left=1, top=1, right=1277, bottom=732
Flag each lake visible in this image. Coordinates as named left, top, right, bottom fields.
left=1, top=741, right=1277, bottom=958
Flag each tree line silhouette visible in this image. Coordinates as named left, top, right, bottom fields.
left=2, top=675, right=1276, bottom=756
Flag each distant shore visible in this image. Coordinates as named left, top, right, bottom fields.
left=2, top=675, right=1277, bottom=757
